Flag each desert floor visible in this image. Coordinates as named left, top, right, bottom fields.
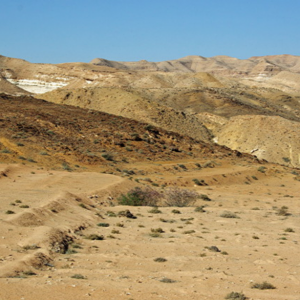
left=0, top=162, right=299, bottom=300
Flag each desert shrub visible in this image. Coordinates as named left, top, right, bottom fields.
left=1, top=149, right=11, bottom=153
left=154, top=257, right=167, bottom=262
left=199, top=194, right=211, bottom=201
left=71, top=274, right=86, bottom=279
left=171, top=209, right=181, bottom=214
left=251, top=281, right=276, bottom=290
left=164, top=187, right=199, bottom=207
left=118, top=187, right=162, bottom=206
left=178, top=164, right=187, bottom=170
left=206, top=246, right=221, bottom=252
left=97, top=223, right=110, bottom=227
left=183, top=230, right=195, bottom=234
left=62, top=162, right=72, bottom=171
left=160, top=277, right=176, bottom=283
left=101, top=152, right=114, bottom=161
left=220, top=211, right=239, bottom=218
left=258, top=166, right=267, bottom=173
left=20, top=205, right=29, bottom=208
left=284, top=227, right=294, bottom=232
left=148, top=207, right=162, bottom=214
left=195, top=206, right=206, bottom=212
left=277, top=206, right=289, bottom=216
left=151, top=228, right=164, bottom=233
left=85, top=234, right=104, bottom=240
left=5, top=210, right=15, bottom=214
left=225, top=291, right=247, bottom=300
left=22, top=270, right=36, bottom=276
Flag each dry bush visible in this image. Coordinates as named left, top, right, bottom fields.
left=164, top=187, right=199, bottom=207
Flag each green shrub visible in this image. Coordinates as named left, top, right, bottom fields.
left=118, top=187, right=162, bottom=206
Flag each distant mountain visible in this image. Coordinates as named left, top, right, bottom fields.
left=90, top=54, right=300, bottom=77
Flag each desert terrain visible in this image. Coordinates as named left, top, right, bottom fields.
left=0, top=54, right=300, bottom=299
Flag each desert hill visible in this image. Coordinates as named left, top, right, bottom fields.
left=1, top=53, right=300, bottom=168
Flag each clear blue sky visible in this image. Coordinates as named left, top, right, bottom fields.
left=2, top=0, right=300, bottom=63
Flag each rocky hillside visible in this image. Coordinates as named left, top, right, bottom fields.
left=0, top=93, right=249, bottom=172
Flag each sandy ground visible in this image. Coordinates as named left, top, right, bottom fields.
left=0, top=163, right=299, bottom=300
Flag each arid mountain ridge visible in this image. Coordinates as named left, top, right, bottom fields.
left=1, top=54, right=300, bottom=168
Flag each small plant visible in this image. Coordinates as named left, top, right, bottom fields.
left=195, top=206, right=206, bottom=212
left=183, top=230, right=195, bottom=234
left=5, top=210, right=15, bottom=214
left=65, top=249, right=78, bottom=255
left=277, top=206, right=289, bottom=216
left=148, top=207, right=162, bottom=214
left=171, top=209, right=181, bottom=214
left=199, top=194, right=211, bottom=201
left=251, top=281, right=276, bottom=290
left=1, top=149, right=11, bottom=153
left=22, top=244, right=40, bottom=250
left=284, top=228, right=294, bottom=232
left=206, top=246, right=221, bottom=252
left=164, top=187, right=199, bottom=207
left=151, top=228, right=164, bottom=233
left=62, top=162, right=72, bottom=171
left=160, top=277, right=176, bottom=283
left=15, top=200, right=22, bottom=203
left=192, top=178, right=206, bottom=186
left=225, top=291, right=247, bottom=300
left=106, top=211, right=117, bottom=217
left=154, top=257, right=167, bottom=262
left=149, top=232, right=162, bottom=238
left=85, top=234, right=104, bottom=240
left=97, top=223, right=110, bottom=227
left=22, top=270, right=36, bottom=276
left=111, top=229, right=120, bottom=234
left=79, top=203, right=88, bottom=209
left=118, top=187, right=162, bottom=206
left=20, top=205, right=30, bottom=208
left=252, top=235, right=259, bottom=239
left=101, top=152, right=114, bottom=161
left=116, top=223, right=124, bottom=227
left=178, top=164, right=187, bottom=170
left=71, top=274, right=86, bottom=279
left=220, top=211, right=239, bottom=218
left=258, top=166, right=267, bottom=173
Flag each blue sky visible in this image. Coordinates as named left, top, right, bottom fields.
left=2, top=0, right=300, bottom=63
